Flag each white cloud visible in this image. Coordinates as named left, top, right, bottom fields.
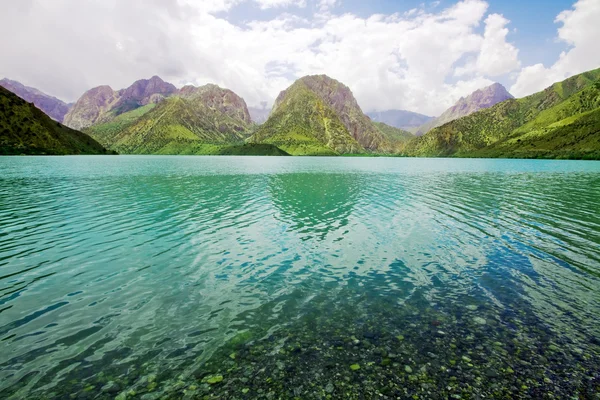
left=254, top=0, right=306, bottom=10
left=0, top=0, right=524, bottom=116
left=511, top=0, right=600, bottom=97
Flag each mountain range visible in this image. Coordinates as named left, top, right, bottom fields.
left=0, top=86, right=110, bottom=155
left=367, top=110, right=433, bottom=132
left=1, top=67, right=599, bottom=159
left=414, top=83, right=514, bottom=136
left=249, top=75, right=413, bottom=155
left=0, top=78, right=72, bottom=122
left=404, top=68, right=600, bottom=159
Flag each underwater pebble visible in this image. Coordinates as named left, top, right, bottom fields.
left=473, top=317, right=487, bottom=325
left=405, top=365, right=413, bottom=373
left=325, top=382, right=334, bottom=393
left=204, top=375, right=224, bottom=384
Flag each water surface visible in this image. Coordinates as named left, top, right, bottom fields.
left=1, top=156, right=599, bottom=399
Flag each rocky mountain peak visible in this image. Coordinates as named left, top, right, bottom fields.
left=415, top=83, right=514, bottom=136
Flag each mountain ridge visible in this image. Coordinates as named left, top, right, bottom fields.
left=404, top=68, right=600, bottom=159
left=0, top=86, right=111, bottom=155
left=414, top=83, right=514, bottom=136
left=367, top=109, right=434, bottom=132
left=0, top=78, right=72, bottom=122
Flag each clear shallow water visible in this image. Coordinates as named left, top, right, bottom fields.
left=0, top=156, right=599, bottom=399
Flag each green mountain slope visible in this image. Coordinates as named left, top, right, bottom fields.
left=250, top=80, right=363, bottom=155
left=404, top=68, right=600, bottom=158
left=0, top=86, right=111, bottom=155
left=251, top=75, right=395, bottom=155
left=372, top=122, right=415, bottom=152
left=85, top=96, right=255, bottom=155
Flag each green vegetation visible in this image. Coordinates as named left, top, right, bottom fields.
left=250, top=80, right=363, bottom=155
left=372, top=121, right=415, bottom=152
left=0, top=86, right=111, bottom=155
left=404, top=68, right=600, bottom=159
left=85, top=97, right=255, bottom=155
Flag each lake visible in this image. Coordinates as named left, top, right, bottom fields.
left=1, top=156, right=599, bottom=399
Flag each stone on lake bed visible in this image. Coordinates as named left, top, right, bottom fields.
left=473, top=317, right=487, bottom=325
left=462, top=356, right=472, bottom=363
left=350, top=364, right=360, bottom=371
left=466, top=305, right=478, bottom=311
left=405, top=365, right=413, bottom=373
left=205, top=375, right=224, bottom=384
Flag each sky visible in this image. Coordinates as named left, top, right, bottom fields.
left=0, top=0, right=598, bottom=116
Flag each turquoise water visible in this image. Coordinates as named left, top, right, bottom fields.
left=1, top=156, right=599, bottom=399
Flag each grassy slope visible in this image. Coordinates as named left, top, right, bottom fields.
left=404, top=68, right=600, bottom=159
left=372, top=122, right=415, bottom=152
left=0, top=86, right=110, bottom=155
left=251, top=82, right=364, bottom=156
left=85, top=97, right=263, bottom=155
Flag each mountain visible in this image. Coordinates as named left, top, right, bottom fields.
left=372, top=122, right=415, bottom=152
left=248, top=107, right=270, bottom=124
left=177, top=84, right=251, bottom=124
left=84, top=84, right=262, bottom=155
left=250, top=75, right=392, bottom=155
left=414, top=83, right=514, bottom=136
left=404, top=68, right=600, bottom=159
left=63, top=76, right=176, bottom=130
left=0, top=86, right=111, bottom=155
left=0, top=78, right=71, bottom=122
left=367, top=110, right=433, bottom=132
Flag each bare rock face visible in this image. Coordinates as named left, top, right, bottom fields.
left=113, top=76, right=177, bottom=113
left=63, top=76, right=177, bottom=130
left=0, top=78, right=71, bottom=122
left=273, top=75, right=387, bottom=151
left=177, top=84, right=251, bottom=124
left=63, top=86, right=120, bottom=130
left=415, top=83, right=514, bottom=136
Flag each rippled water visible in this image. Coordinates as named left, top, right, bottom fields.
left=1, top=156, right=599, bottom=399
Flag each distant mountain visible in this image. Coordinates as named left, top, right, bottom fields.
left=415, top=83, right=514, bottom=136
left=248, top=107, right=270, bottom=124
left=63, top=76, right=176, bottom=130
left=84, top=84, right=260, bottom=155
left=367, top=110, right=433, bottom=132
left=0, top=78, right=71, bottom=122
left=0, top=86, right=111, bottom=155
left=251, top=75, right=394, bottom=155
left=403, top=68, right=600, bottom=159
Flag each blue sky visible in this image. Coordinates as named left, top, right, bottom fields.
left=224, top=0, right=574, bottom=70
left=0, top=0, right=598, bottom=115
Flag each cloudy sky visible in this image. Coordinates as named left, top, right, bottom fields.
left=0, top=0, right=598, bottom=116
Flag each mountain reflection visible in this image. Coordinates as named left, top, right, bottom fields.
left=268, top=173, right=361, bottom=242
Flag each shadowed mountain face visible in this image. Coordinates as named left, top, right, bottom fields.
left=367, top=110, right=434, bottom=132
left=251, top=75, right=395, bottom=155
left=0, top=86, right=110, bottom=155
left=404, top=68, right=600, bottom=159
left=0, top=79, right=71, bottom=122
left=415, top=83, right=514, bottom=136
left=63, top=76, right=176, bottom=130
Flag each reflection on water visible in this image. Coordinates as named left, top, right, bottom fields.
left=0, top=156, right=599, bottom=399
